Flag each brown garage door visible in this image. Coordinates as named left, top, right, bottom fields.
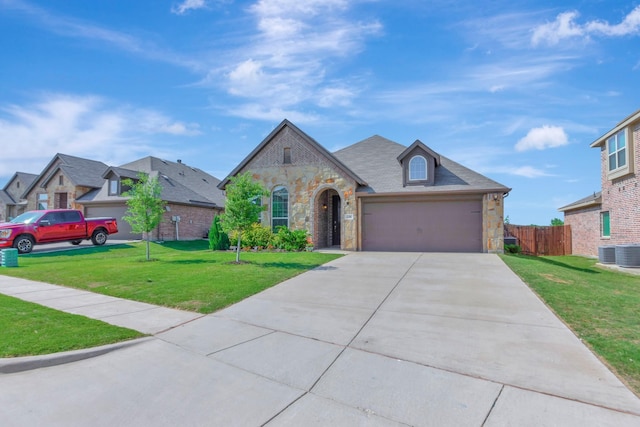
left=361, top=197, right=483, bottom=252
left=85, top=205, right=142, bottom=240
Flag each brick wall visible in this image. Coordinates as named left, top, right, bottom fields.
left=564, top=206, right=601, bottom=257
left=600, top=125, right=640, bottom=246
left=156, top=204, right=222, bottom=241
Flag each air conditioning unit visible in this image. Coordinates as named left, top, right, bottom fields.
left=598, top=245, right=616, bottom=264
left=615, top=244, right=640, bottom=268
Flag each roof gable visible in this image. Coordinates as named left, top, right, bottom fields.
left=397, top=140, right=441, bottom=166
left=334, top=135, right=510, bottom=194
left=24, top=153, right=109, bottom=196
left=590, top=109, right=640, bottom=148
left=218, top=119, right=366, bottom=189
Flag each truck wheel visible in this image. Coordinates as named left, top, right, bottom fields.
left=13, top=235, right=34, bottom=254
left=91, top=229, right=108, bottom=246
left=70, top=240, right=82, bottom=245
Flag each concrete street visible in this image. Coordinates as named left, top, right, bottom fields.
left=1, top=252, right=639, bottom=426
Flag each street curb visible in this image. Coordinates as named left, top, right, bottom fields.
left=0, top=337, right=153, bottom=374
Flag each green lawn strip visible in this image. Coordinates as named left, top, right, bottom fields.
left=1, top=240, right=343, bottom=313
left=500, top=254, right=640, bottom=395
left=0, top=293, right=143, bottom=358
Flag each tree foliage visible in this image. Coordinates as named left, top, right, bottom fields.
left=550, top=218, right=564, bottom=226
left=220, top=172, right=269, bottom=262
left=122, top=173, right=165, bottom=261
left=209, top=215, right=230, bottom=251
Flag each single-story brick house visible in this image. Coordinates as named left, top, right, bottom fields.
left=219, top=119, right=511, bottom=252
left=559, top=109, right=640, bottom=256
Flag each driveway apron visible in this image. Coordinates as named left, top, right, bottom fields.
left=1, top=252, right=639, bottom=426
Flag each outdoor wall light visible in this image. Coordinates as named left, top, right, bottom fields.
left=322, top=203, right=328, bottom=210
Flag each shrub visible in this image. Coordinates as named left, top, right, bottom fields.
left=243, top=223, right=274, bottom=249
left=273, top=226, right=309, bottom=251
left=504, top=244, right=522, bottom=254
left=209, top=216, right=230, bottom=250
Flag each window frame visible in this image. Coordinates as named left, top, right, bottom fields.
left=109, top=178, right=120, bottom=196
left=408, top=155, right=428, bottom=182
left=271, top=186, right=289, bottom=231
left=606, top=128, right=633, bottom=180
left=601, top=211, right=611, bottom=238
left=37, top=193, right=48, bottom=210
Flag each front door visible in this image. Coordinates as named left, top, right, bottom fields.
left=332, top=195, right=341, bottom=246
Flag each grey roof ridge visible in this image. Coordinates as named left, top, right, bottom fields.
left=558, top=191, right=602, bottom=212
left=218, top=119, right=367, bottom=189
left=438, top=153, right=511, bottom=191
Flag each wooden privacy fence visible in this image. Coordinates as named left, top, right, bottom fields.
left=505, top=224, right=572, bottom=256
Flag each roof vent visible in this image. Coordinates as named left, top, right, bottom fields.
left=177, top=159, right=182, bottom=163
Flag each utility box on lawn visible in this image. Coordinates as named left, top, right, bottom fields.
left=1, top=248, right=19, bottom=267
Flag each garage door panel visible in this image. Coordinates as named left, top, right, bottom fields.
left=362, top=199, right=482, bottom=252
left=85, top=206, right=141, bottom=240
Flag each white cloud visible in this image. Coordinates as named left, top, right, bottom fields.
left=515, top=125, right=569, bottom=152
left=532, top=6, right=640, bottom=46
left=215, top=0, right=381, bottom=119
left=171, top=0, right=208, bottom=15
left=509, top=166, right=553, bottom=178
left=0, top=94, right=200, bottom=177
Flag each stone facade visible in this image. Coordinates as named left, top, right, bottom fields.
left=1, top=175, right=31, bottom=221
left=239, top=126, right=358, bottom=250
left=564, top=206, right=601, bottom=256
left=599, top=125, right=640, bottom=246
left=482, top=192, right=505, bottom=253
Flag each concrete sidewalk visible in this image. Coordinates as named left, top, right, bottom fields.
left=1, top=252, right=640, bottom=426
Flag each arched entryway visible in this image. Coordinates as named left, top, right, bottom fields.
left=314, top=188, right=342, bottom=249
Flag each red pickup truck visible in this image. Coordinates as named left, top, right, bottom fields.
left=0, top=209, right=118, bottom=254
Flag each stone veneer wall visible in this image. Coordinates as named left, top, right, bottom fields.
left=482, top=192, right=505, bottom=253
left=599, top=125, right=640, bottom=245
left=564, top=206, right=601, bottom=257
left=240, top=126, right=358, bottom=250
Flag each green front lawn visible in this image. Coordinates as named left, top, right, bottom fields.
left=0, top=241, right=341, bottom=357
left=0, top=293, right=143, bottom=357
left=501, top=254, right=640, bottom=395
left=1, top=240, right=342, bottom=314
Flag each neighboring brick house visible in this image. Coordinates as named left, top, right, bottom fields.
left=219, top=119, right=510, bottom=252
left=21, top=154, right=110, bottom=212
left=559, top=109, right=640, bottom=256
left=77, top=157, right=225, bottom=240
left=0, top=172, right=38, bottom=222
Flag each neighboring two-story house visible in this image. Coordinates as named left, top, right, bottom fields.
left=9, top=153, right=224, bottom=241
left=559, top=109, right=640, bottom=256
left=77, top=157, right=225, bottom=240
left=219, top=119, right=510, bottom=252
left=0, top=172, right=38, bottom=222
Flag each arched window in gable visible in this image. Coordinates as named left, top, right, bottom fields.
left=409, top=156, right=427, bottom=181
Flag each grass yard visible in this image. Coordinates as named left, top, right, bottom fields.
left=500, top=254, right=640, bottom=395
left=0, top=240, right=342, bottom=314
left=0, top=293, right=143, bottom=357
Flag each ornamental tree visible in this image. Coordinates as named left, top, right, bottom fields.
left=122, top=173, right=165, bottom=261
left=220, top=172, right=269, bottom=262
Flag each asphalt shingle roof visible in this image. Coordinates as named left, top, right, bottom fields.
left=333, top=135, right=510, bottom=194
left=116, top=157, right=225, bottom=207
left=558, top=191, right=602, bottom=212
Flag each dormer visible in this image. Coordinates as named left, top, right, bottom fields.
left=102, top=167, right=139, bottom=196
left=397, top=140, right=441, bottom=187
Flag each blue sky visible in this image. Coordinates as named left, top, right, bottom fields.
left=1, top=0, right=639, bottom=225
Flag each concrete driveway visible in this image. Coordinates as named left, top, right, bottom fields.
left=1, top=252, right=639, bottom=426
